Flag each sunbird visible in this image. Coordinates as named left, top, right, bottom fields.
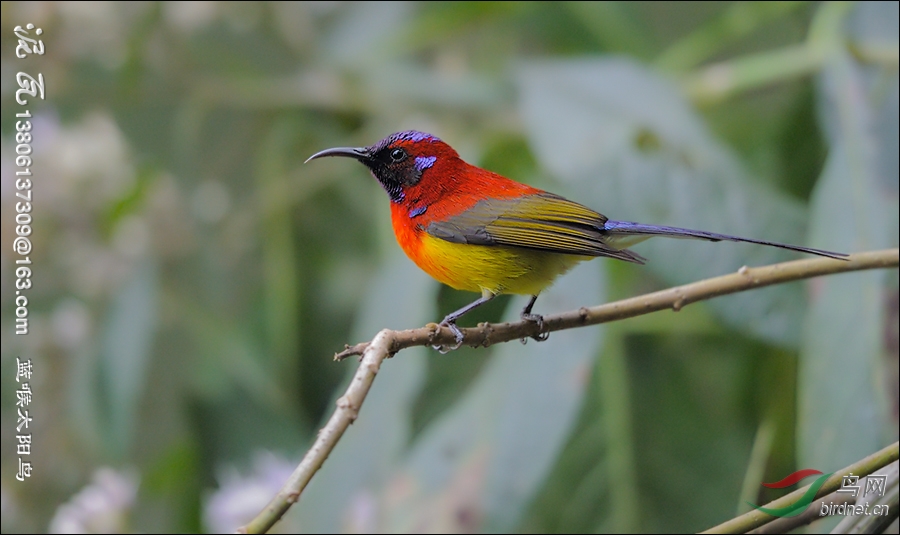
left=307, top=131, right=847, bottom=345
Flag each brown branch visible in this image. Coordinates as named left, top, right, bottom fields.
left=336, top=248, right=898, bottom=360
left=239, top=330, right=395, bottom=534
left=241, top=248, right=899, bottom=534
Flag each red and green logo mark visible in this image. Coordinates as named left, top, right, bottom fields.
left=749, top=469, right=833, bottom=517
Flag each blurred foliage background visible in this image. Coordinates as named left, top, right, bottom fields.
left=1, top=1, right=898, bottom=533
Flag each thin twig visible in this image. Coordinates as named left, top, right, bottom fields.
left=748, top=492, right=855, bottom=534
left=334, top=342, right=369, bottom=361
left=240, top=248, right=899, bottom=534
left=704, top=442, right=899, bottom=534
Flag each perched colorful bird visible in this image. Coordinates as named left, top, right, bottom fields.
left=307, top=131, right=847, bottom=345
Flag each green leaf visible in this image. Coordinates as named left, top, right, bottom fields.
left=626, top=334, right=759, bottom=532
left=100, top=261, right=160, bottom=459
left=799, top=1, right=898, bottom=478
left=518, top=58, right=816, bottom=345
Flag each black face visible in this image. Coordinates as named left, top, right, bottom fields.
left=305, top=131, right=442, bottom=204
left=359, top=143, right=421, bottom=203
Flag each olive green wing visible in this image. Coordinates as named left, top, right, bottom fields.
left=425, top=192, right=645, bottom=264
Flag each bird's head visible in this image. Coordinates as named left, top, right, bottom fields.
left=305, top=130, right=459, bottom=203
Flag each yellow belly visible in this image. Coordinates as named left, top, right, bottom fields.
left=410, top=232, right=589, bottom=296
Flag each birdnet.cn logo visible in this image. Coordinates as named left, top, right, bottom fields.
left=749, top=469, right=890, bottom=517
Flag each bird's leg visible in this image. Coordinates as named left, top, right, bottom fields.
left=435, top=291, right=496, bottom=352
left=520, top=294, right=549, bottom=342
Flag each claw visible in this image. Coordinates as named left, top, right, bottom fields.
left=431, top=320, right=465, bottom=353
left=521, top=312, right=550, bottom=342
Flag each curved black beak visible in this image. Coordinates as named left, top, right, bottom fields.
left=304, top=146, right=370, bottom=164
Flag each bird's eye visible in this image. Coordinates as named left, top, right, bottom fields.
left=390, top=148, right=407, bottom=162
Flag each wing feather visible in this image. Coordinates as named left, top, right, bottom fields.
left=425, top=193, right=645, bottom=264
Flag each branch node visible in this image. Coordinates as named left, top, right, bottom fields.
left=578, top=306, right=590, bottom=323
left=478, top=322, right=494, bottom=347
left=336, top=395, right=355, bottom=412
left=334, top=342, right=368, bottom=361
left=425, top=322, right=441, bottom=342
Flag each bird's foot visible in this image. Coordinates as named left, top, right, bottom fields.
left=432, top=319, right=465, bottom=354
left=521, top=312, right=550, bottom=342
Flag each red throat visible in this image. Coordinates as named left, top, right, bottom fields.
left=389, top=155, right=543, bottom=269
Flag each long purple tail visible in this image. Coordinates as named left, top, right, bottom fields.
left=602, top=220, right=848, bottom=260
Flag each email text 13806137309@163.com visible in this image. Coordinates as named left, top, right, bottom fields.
left=11, top=21, right=46, bottom=483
